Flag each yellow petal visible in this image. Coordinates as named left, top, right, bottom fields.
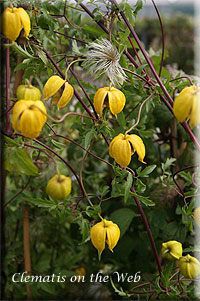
left=194, top=207, right=200, bottom=227
left=43, top=76, right=66, bottom=100
left=111, top=136, right=131, bottom=167
left=178, top=255, right=200, bottom=279
left=57, top=82, right=74, bottom=108
left=109, top=133, right=124, bottom=158
left=161, top=240, right=182, bottom=260
left=20, top=109, right=42, bottom=138
left=32, top=100, right=47, bottom=125
left=127, top=134, right=146, bottom=163
left=2, top=7, right=21, bottom=41
left=16, top=7, right=31, bottom=38
left=106, top=221, right=120, bottom=252
left=94, top=87, right=109, bottom=116
left=173, top=86, right=196, bottom=123
left=12, top=100, right=29, bottom=131
left=108, top=88, right=126, bottom=116
left=90, top=221, right=106, bottom=254
left=189, top=90, right=200, bottom=129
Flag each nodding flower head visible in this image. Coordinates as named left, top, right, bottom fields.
left=178, top=254, right=200, bottom=279
left=43, top=75, right=74, bottom=109
left=173, top=85, right=200, bottom=129
left=84, top=39, right=127, bottom=86
left=90, top=219, right=120, bottom=255
left=161, top=240, right=182, bottom=260
left=109, top=133, right=146, bottom=167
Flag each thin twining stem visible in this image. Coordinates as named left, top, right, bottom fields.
left=30, top=105, right=95, bottom=123
left=125, top=92, right=155, bottom=135
left=170, top=76, right=194, bottom=86
left=151, top=0, right=165, bottom=77
left=123, top=68, right=150, bottom=85
left=44, top=125, right=113, bottom=167
left=79, top=140, right=94, bottom=207
left=33, top=139, right=86, bottom=197
left=65, top=58, right=85, bottom=79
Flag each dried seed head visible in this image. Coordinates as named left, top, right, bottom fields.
left=84, top=39, right=127, bottom=86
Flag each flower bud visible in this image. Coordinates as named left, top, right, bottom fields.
left=16, top=84, right=41, bottom=101
left=90, top=219, right=120, bottom=254
left=46, top=174, right=72, bottom=200
left=109, top=133, right=145, bottom=167
left=161, top=240, right=182, bottom=260
left=178, top=254, right=200, bottom=279
left=94, top=87, right=126, bottom=117
left=12, top=100, right=47, bottom=138
left=173, top=85, right=200, bottom=129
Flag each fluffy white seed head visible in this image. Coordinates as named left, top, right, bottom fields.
left=84, top=39, right=127, bottom=86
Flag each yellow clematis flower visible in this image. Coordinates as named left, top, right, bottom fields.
left=178, top=254, right=200, bottom=279
left=161, top=240, right=182, bottom=260
left=2, top=7, right=31, bottom=41
left=193, top=207, right=200, bottom=227
left=12, top=100, right=47, bottom=138
left=43, top=75, right=74, bottom=109
left=90, top=219, right=120, bottom=255
left=173, top=85, right=200, bottom=129
left=94, top=87, right=126, bottom=117
left=109, top=133, right=145, bottom=167
left=46, top=174, right=72, bottom=200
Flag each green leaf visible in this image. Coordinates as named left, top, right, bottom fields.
left=51, top=139, right=65, bottom=149
left=110, top=208, right=135, bottom=237
left=134, top=0, right=143, bottom=16
left=3, top=135, right=19, bottom=146
left=82, top=25, right=107, bottom=37
left=124, top=172, right=133, bottom=204
left=135, top=178, right=146, bottom=193
left=131, top=192, right=155, bottom=206
left=139, top=165, right=157, bottom=177
left=27, top=198, right=56, bottom=208
left=117, top=111, right=126, bottom=129
left=161, top=158, right=176, bottom=172
left=80, top=219, right=90, bottom=243
left=84, top=130, right=94, bottom=149
left=10, top=149, right=38, bottom=176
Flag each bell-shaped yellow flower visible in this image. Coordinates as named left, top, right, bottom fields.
left=90, top=219, right=120, bottom=254
left=94, top=87, right=126, bottom=117
left=2, top=7, right=31, bottom=41
left=193, top=207, right=200, bottom=227
left=161, top=240, right=182, bottom=260
left=178, top=254, right=200, bottom=279
left=173, top=85, right=200, bottom=129
left=109, top=133, right=145, bottom=167
left=43, top=75, right=74, bottom=109
left=12, top=100, right=47, bottom=138
left=46, top=174, right=72, bottom=200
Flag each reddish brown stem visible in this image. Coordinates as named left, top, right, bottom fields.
left=130, top=186, right=162, bottom=275
left=151, top=0, right=165, bottom=76
left=22, top=206, right=32, bottom=300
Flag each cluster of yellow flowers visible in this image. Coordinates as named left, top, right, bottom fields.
left=161, top=240, right=200, bottom=279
